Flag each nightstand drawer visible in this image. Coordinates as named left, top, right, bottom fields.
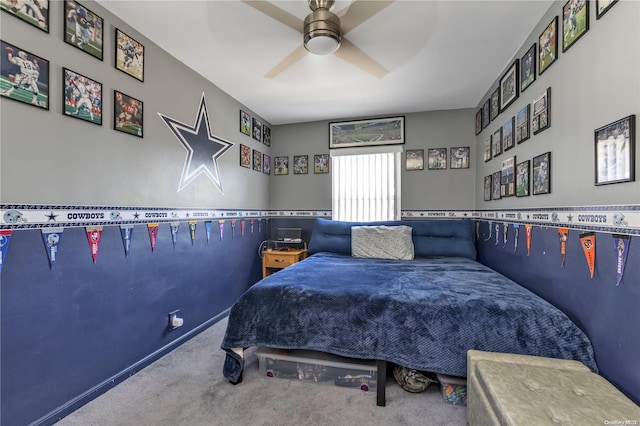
left=264, top=255, right=297, bottom=269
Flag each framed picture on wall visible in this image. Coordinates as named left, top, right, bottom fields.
left=263, top=153, right=271, bottom=175
left=501, top=156, right=516, bottom=197
left=240, top=110, right=251, bottom=136
left=475, top=109, right=482, bottom=135
left=329, top=116, right=404, bottom=148
left=490, top=88, right=499, bottom=122
left=115, top=29, right=144, bottom=82
left=539, top=16, right=558, bottom=75
left=484, top=175, right=492, bottom=201
left=252, top=117, right=262, bottom=142
left=516, top=159, right=530, bottom=197
left=499, top=60, right=519, bottom=112
left=1, top=0, right=49, bottom=32
left=427, top=148, right=447, bottom=170
left=594, top=115, right=635, bottom=185
left=274, top=156, right=289, bottom=175
left=482, top=99, right=490, bottom=129
left=483, top=135, right=492, bottom=162
left=240, top=144, right=251, bottom=168
left=450, top=147, right=470, bottom=169
left=64, top=0, right=104, bottom=61
left=520, top=43, right=536, bottom=92
left=503, top=117, right=515, bottom=151
left=406, top=149, right=424, bottom=171
left=596, top=0, right=618, bottom=19
left=314, top=154, right=329, bottom=174
left=562, top=0, right=589, bottom=52
left=492, top=128, right=503, bottom=158
left=293, top=155, right=308, bottom=174
left=492, top=171, right=502, bottom=200
left=114, top=90, right=143, bottom=138
left=516, top=105, right=531, bottom=144
left=253, top=149, right=262, bottom=172
left=62, top=68, right=102, bottom=125
left=0, top=40, right=49, bottom=109
left=532, top=87, right=551, bottom=135
left=532, top=152, right=551, bottom=195
left=263, top=124, right=271, bottom=147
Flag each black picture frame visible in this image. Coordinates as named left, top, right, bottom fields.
left=115, top=29, right=144, bottom=82
left=263, top=153, right=271, bottom=175
left=62, top=67, right=102, bottom=125
left=240, top=110, right=251, bottom=136
left=596, top=0, right=618, bottom=19
left=314, top=154, right=329, bottom=174
left=594, top=115, right=635, bottom=186
left=253, top=149, right=262, bottom=172
left=490, top=88, right=500, bottom=122
left=293, top=155, right=308, bottom=174
left=532, top=87, right=551, bottom=135
left=501, top=156, right=516, bottom=197
left=482, top=99, right=490, bottom=129
left=240, top=144, right=251, bottom=168
left=427, top=148, right=447, bottom=170
left=520, top=43, right=536, bottom=92
left=562, top=0, right=589, bottom=52
left=274, top=156, right=289, bottom=175
left=64, top=0, right=104, bottom=61
left=450, top=147, right=470, bottom=169
left=516, top=105, right=531, bottom=144
left=516, top=159, right=530, bottom=197
left=475, top=109, right=482, bottom=136
left=1, top=40, right=49, bottom=109
left=252, top=117, right=262, bottom=142
left=114, top=90, right=143, bottom=138
left=499, top=60, right=519, bottom=112
left=492, top=171, right=502, bottom=200
left=1, top=0, right=49, bottom=32
left=503, top=116, right=515, bottom=151
left=329, top=116, right=404, bottom=148
left=406, top=149, right=424, bottom=171
left=492, top=128, right=503, bottom=158
left=539, top=16, right=558, bottom=75
left=483, top=136, right=492, bottom=162
left=484, top=175, right=492, bottom=201
left=532, top=152, right=551, bottom=195
left=263, top=124, right=271, bottom=147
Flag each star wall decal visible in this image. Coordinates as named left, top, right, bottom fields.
left=158, top=93, right=234, bottom=194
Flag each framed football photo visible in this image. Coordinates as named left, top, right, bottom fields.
left=114, top=90, right=143, bottom=137
left=63, top=68, right=102, bottom=125
left=115, top=29, right=144, bottom=81
left=1, top=0, right=49, bottom=32
left=64, top=0, right=104, bottom=61
left=1, top=40, right=49, bottom=109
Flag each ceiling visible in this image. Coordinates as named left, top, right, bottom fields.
left=96, top=0, right=553, bottom=125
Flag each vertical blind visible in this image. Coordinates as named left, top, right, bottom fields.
left=331, top=150, right=401, bottom=222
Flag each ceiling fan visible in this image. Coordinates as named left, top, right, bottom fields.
left=243, top=0, right=394, bottom=78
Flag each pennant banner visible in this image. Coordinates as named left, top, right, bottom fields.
left=484, top=220, right=493, bottom=241
left=241, top=219, right=246, bottom=237
left=0, top=230, right=13, bottom=272
left=513, top=224, right=519, bottom=252
left=525, top=224, right=533, bottom=256
left=579, top=232, right=596, bottom=278
left=502, top=223, right=508, bottom=247
left=250, top=218, right=255, bottom=235
left=205, top=221, right=212, bottom=243
left=189, top=221, right=197, bottom=244
left=147, top=223, right=159, bottom=252
left=120, top=225, right=134, bottom=257
left=558, top=227, right=569, bottom=267
left=613, top=234, right=630, bottom=286
left=41, top=227, right=63, bottom=269
left=86, top=226, right=103, bottom=263
left=231, top=219, right=237, bottom=239
left=170, top=222, right=179, bottom=249
left=494, top=223, right=499, bottom=245
left=218, top=220, right=225, bottom=241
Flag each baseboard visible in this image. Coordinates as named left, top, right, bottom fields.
left=30, top=309, right=230, bottom=426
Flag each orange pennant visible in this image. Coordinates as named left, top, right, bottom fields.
left=558, top=227, right=569, bottom=267
left=86, top=226, right=103, bottom=263
left=579, top=232, right=596, bottom=278
left=525, top=224, right=533, bottom=256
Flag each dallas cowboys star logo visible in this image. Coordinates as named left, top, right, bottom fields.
left=158, top=93, right=234, bottom=194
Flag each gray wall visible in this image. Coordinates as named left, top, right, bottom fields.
left=0, top=0, right=270, bottom=209
left=474, top=0, right=640, bottom=207
left=270, top=109, right=476, bottom=211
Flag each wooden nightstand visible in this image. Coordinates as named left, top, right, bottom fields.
left=262, top=249, right=307, bottom=278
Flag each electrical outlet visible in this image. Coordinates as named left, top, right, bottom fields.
left=168, top=310, right=181, bottom=330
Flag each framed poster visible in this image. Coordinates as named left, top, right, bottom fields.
left=427, top=148, right=447, bottom=170
left=1, top=0, right=49, bottom=32
left=490, top=87, right=499, bottom=122
left=263, top=153, right=271, bottom=175
left=501, top=156, right=516, bottom=197
left=483, top=135, right=492, bottom=162
left=293, top=155, right=308, bottom=174
left=240, top=144, right=251, bottom=168
left=539, top=16, right=558, bottom=75
left=482, top=99, right=490, bottom=129
left=503, top=117, right=515, bottom=151
left=263, top=124, right=271, bottom=147
left=596, top=0, right=618, bottom=19
left=115, top=29, right=144, bottom=82
left=499, top=60, right=519, bottom=112
left=492, top=128, right=503, bottom=158
left=450, top=147, right=470, bottom=169
left=516, top=105, right=531, bottom=144
left=329, top=116, right=404, bottom=148
left=562, top=0, right=589, bottom=52
left=274, top=156, right=289, bottom=175
left=475, top=109, right=482, bottom=135
left=520, top=43, right=536, bottom=92
left=484, top=175, right=492, bottom=201
left=64, top=0, right=104, bottom=60
left=240, top=110, right=251, bottom=136
left=406, top=149, right=424, bottom=171
left=314, top=154, right=329, bottom=174
left=0, top=40, right=49, bottom=109
left=532, top=87, right=551, bottom=135
left=252, top=117, right=263, bottom=142
left=594, top=115, right=635, bottom=185
left=253, top=149, right=262, bottom=172
left=492, top=171, right=502, bottom=200
left=63, top=67, right=102, bottom=125
left=532, top=152, right=551, bottom=195
left=114, top=90, right=143, bottom=137
left=516, top=160, right=530, bottom=197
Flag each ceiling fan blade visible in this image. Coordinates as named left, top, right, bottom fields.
left=243, top=0, right=302, bottom=33
left=337, top=0, right=395, bottom=35
left=265, top=45, right=308, bottom=78
left=333, top=38, right=387, bottom=78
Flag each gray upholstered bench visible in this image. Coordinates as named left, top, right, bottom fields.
left=467, top=350, right=640, bottom=425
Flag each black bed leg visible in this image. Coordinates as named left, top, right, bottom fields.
left=376, top=360, right=386, bottom=407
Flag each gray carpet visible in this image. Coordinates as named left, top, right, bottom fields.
left=57, top=317, right=467, bottom=426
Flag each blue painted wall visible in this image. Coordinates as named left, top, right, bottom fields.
left=1, top=222, right=264, bottom=426
left=476, top=222, right=640, bottom=405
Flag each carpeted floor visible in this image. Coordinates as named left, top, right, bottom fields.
left=56, top=317, right=467, bottom=426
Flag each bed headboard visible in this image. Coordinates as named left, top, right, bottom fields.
left=308, top=218, right=476, bottom=260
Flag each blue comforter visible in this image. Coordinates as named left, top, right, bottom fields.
left=221, top=252, right=597, bottom=382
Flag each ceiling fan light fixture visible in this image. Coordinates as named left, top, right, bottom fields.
left=303, top=4, right=341, bottom=55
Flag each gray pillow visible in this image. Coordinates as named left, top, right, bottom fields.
left=351, top=225, right=415, bottom=260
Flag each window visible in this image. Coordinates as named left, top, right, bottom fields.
left=331, top=147, right=401, bottom=222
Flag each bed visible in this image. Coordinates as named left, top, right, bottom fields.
left=221, top=218, right=597, bottom=405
